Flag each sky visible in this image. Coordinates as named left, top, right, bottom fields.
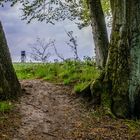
left=0, top=3, right=95, bottom=62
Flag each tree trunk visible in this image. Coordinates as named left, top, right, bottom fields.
left=0, top=21, right=21, bottom=100
left=110, top=0, right=114, bottom=15
left=104, top=0, right=140, bottom=118
left=88, top=0, right=140, bottom=118
left=88, top=0, right=109, bottom=68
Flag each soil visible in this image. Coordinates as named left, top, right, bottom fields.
left=0, top=79, right=140, bottom=140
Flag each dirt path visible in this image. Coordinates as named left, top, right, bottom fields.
left=1, top=79, right=140, bottom=140
left=13, top=80, right=91, bottom=140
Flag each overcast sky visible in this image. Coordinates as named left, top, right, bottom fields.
left=0, top=3, right=95, bottom=62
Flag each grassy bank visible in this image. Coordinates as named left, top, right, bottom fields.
left=13, top=60, right=99, bottom=93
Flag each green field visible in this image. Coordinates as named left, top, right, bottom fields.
left=13, top=60, right=99, bottom=93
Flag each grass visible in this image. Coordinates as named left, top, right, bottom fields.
left=13, top=60, right=99, bottom=92
left=74, top=82, right=90, bottom=93
left=124, top=119, right=140, bottom=132
left=0, top=101, right=13, bottom=113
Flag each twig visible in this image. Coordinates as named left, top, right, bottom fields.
left=43, top=132, right=57, bottom=137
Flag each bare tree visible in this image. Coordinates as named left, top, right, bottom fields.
left=65, top=30, right=79, bottom=61
left=30, top=38, right=54, bottom=62
left=52, top=30, right=79, bottom=61
left=53, top=42, right=65, bottom=61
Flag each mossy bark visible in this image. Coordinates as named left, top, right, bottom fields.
left=128, top=0, right=140, bottom=117
left=0, top=21, right=21, bottom=100
left=89, top=0, right=140, bottom=118
left=104, top=0, right=130, bottom=118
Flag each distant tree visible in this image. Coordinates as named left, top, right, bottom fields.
left=0, top=21, right=21, bottom=99
left=65, top=30, right=79, bottom=61
left=53, top=30, right=79, bottom=61
left=53, top=44, right=65, bottom=61
left=30, top=38, right=54, bottom=62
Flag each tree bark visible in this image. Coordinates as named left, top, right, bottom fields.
left=88, top=0, right=109, bottom=68
left=105, top=0, right=130, bottom=118
left=110, top=0, right=114, bottom=15
left=0, top=21, right=21, bottom=100
left=104, top=0, right=140, bottom=118
left=88, top=0, right=140, bottom=118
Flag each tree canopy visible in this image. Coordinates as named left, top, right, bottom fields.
left=0, top=0, right=111, bottom=28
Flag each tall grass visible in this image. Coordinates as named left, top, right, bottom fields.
left=14, top=60, right=99, bottom=92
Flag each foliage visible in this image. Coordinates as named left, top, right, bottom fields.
left=0, top=0, right=111, bottom=28
left=14, top=60, right=99, bottom=91
left=77, top=0, right=111, bottom=28
left=101, top=0, right=111, bottom=16
left=101, top=0, right=112, bottom=27
left=124, top=120, right=140, bottom=133
left=0, top=101, right=13, bottom=113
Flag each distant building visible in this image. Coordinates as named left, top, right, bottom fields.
left=21, top=51, right=26, bottom=63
